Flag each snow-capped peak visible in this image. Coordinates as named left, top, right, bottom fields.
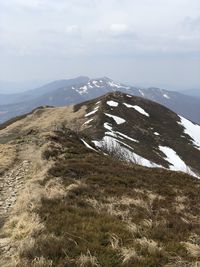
left=72, top=77, right=130, bottom=96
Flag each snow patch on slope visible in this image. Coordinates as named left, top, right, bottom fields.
left=116, top=132, right=139, bottom=143
left=83, top=118, right=94, bottom=125
left=139, top=90, right=144, bottom=96
left=79, top=85, right=88, bottom=95
left=178, top=116, right=200, bottom=150
left=163, top=94, right=170, bottom=99
left=92, top=81, right=101, bottom=87
left=85, top=106, right=99, bottom=117
left=105, top=113, right=126, bottom=124
left=107, top=81, right=130, bottom=89
left=103, top=123, right=139, bottom=143
left=123, top=103, right=149, bottom=117
left=107, top=100, right=118, bottom=107
left=93, top=136, right=161, bottom=168
left=159, top=146, right=198, bottom=177
left=81, top=139, right=98, bottom=152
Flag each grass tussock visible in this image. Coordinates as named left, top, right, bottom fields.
left=182, top=241, right=200, bottom=258
left=120, top=247, right=140, bottom=265
left=0, top=143, right=16, bottom=173
left=76, top=251, right=100, bottom=267
left=5, top=212, right=44, bottom=241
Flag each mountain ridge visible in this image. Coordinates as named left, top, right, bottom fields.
left=1, top=91, right=200, bottom=176
left=0, top=76, right=200, bottom=125
left=0, top=93, right=200, bottom=266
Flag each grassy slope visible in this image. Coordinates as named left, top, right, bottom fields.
left=15, top=128, right=200, bottom=267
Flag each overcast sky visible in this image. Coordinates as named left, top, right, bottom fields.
left=0, top=0, right=200, bottom=90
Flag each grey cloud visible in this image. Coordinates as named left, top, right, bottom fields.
left=183, top=16, right=200, bottom=31
left=0, top=0, right=200, bottom=89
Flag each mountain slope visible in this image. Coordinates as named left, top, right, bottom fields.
left=77, top=92, right=200, bottom=177
left=182, top=88, right=200, bottom=98
left=0, top=76, right=89, bottom=106
left=1, top=92, right=200, bottom=176
left=1, top=77, right=200, bottom=125
left=129, top=87, right=200, bottom=125
left=0, top=95, right=200, bottom=266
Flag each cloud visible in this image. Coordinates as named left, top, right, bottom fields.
left=8, top=0, right=44, bottom=10
left=0, top=0, right=200, bottom=88
left=182, top=16, right=200, bottom=31
left=65, top=25, right=82, bottom=37
left=110, top=24, right=129, bottom=34
left=106, top=24, right=136, bottom=39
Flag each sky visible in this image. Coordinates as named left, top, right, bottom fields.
left=0, top=0, right=200, bottom=90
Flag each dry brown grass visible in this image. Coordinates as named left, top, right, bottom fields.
left=120, top=247, right=141, bottom=265
left=15, top=257, right=53, bottom=267
left=182, top=242, right=200, bottom=258
left=5, top=212, right=44, bottom=241
left=45, top=178, right=67, bottom=199
left=135, top=237, right=162, bottom=255
left=86, top=194, right=151, bottom=219
left=126, top=222, right=139, bottom=235
left=0, top=139, right=53, bottom=266
left=108, top=234, right=142, bottom=265
left=175, top=195, right=187, bottom=213
left=0, top=143, right=16, bottom=172
left=76, top=251, right=100, bottom=267
left=0, top=105, right=86, bottom=140
left=45, top=178, right=86, bottom=200
left=141, top=219, right=153, bottom=228
left=109, top=234, right=121, bottom=250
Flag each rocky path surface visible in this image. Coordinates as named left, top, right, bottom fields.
left=0, top=155, right=31, bottom=265
left=0, top=160, right=30, bottom=217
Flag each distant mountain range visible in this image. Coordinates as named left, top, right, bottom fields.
left=182, top=88, right=200, bottom=97
left=0, top=76, right=200, bottom=124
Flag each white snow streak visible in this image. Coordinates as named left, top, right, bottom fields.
left=139, top=90, right=144, bottom=96
left=103, top=122, right=138, bottom=143
left=104, top=122, right=113, bottom=131
left=123, top=103, right=149, bottom=117
left=179, top=116, right=200, bottom=150
left=163, top=94, right=170, bottom=99
left=159, top=146, right=197, bottom=177
left=83, top=118, right=94, bottom=125
left=105, top=113, right=126, bottom=124
left=107, top=100, right=119, bottom=107
left=92, top=81, right=101, bottom=87
left=81, top=139, right=98, bottom=152
left=85, top=107, right=99, bottom=117
left=116, top=131, right=139, bottom=143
